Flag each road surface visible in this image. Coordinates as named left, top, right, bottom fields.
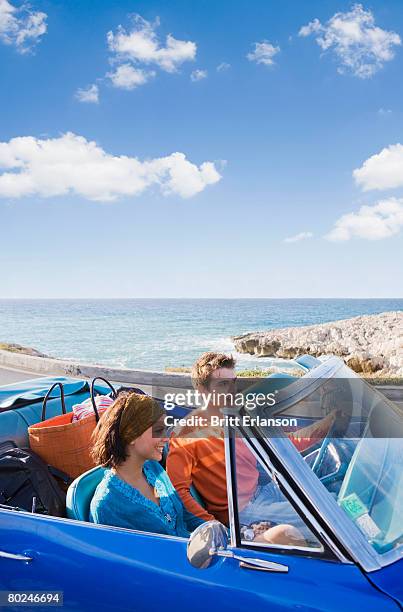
left=0, top=366, right=42, bottom=386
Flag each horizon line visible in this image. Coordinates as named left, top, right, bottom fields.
left=0, top=297, right=402, bottom=301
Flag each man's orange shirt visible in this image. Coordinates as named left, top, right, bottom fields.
left=167, top=436, right=258, bottom=526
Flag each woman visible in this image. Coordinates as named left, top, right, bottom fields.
left=89, top=392, right=204, bottom=537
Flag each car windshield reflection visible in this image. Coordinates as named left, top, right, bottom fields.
left=247, top=360, right=403, bottom=557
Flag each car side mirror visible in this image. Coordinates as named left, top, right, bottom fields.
left=187, top=520, right=229, bottom=569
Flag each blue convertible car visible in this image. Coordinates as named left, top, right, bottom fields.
left=0, top=357, right=402, bottom=611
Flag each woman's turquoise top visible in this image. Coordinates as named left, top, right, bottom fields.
left=89, top=460, right=203, bottom=537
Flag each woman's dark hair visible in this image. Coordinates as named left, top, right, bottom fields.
left=91, top=393, right=129, bottom=468
left=91, top=392, right=163, bottom=468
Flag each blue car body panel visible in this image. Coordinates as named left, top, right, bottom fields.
left=0, top=508, right=399, bottom=612
left=367, top=559, right=403, bottom=605
left=0, top=375, right=401, bottom=611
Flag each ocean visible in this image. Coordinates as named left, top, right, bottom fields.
left=0, top=299, right=402, bottom=371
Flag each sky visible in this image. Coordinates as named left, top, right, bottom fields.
left=0, top=0, right=403, bottom=298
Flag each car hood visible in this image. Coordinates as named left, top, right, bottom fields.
left=366, top=558, right=403, bottom=607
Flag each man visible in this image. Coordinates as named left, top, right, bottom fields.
left=166, top=352, right=314, bottom=546
left=167, top=352, right=254, bottom=525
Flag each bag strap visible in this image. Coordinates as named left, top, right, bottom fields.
left=0, top=440, right=17, bottom=455
left=41, top=382, right=66, bottom=421
left=48, top=465, right=73, bottom=486
left=90, top=377, right=116, bottom=423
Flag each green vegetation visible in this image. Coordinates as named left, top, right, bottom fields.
left=365, top=376, right=403, bottom=386
left=0, top=343, right=25, bottom=353
left=165, top=366, right=192, bottom=373
left=165, top=365, right=305, bottom=378
left=237, top=368, right=305, bottom=378
left=0, top=342, right=47, bottom=358
left=237, top=368, right=275, bottom=377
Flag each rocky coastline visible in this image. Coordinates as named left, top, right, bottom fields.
left=2, top=312, right=402, bottom=380
left=0, top=342, right=49, bottom=358
left=233, top=311, right=403, bottom=378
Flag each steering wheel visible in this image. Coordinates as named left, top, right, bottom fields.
left=310, top=438, right=357, bottom=498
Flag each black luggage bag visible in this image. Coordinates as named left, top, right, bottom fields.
left=0, top=440, right=72, bottom=517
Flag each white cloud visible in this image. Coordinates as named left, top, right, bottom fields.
left=0, top=0, right=47, bottom=53
left=190, top=69, right=207, bottom=82
left=107, top=14, right=196, bottom=73
left=247, top=41, right=280, bottom=66
left=378, top=108, right=392, bottom=116
left=284, top=231, right=313, bottom=243
left=325, top=198, right=403, bottom=241
left=0, top=132, right=222, bottom=202
left=299, top=4, right=401, bottom=78
left=76, top=14, right=196, bottom=99
left=75, top=84, right=99, bottom=104
left=353, top=143, right=403, bottom=191
left=107, top=64, right=155, bottom=90
left=217, top=62, right=230, bottom=72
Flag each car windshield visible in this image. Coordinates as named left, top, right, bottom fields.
left=250, top=361, right=403, bottom=556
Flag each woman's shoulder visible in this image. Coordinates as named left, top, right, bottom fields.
left=91, top=469, right=121, bottom=506
left=92, top=468, right=113, bottom=497
left=89, top=469, right=115, bottom=519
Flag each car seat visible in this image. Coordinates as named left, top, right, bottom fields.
left=66, top=465, right=105, bottom=521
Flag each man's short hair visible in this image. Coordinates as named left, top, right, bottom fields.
left=192, top=351, right=236, bottom=388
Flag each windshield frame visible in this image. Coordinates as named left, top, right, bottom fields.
left=238, top=357, right=403, bottom=573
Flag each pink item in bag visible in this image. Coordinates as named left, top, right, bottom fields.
left=72, top=395, right=114, bottom=422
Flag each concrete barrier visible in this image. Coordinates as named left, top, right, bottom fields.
left=0, top=349, right=401, bottom=402
left=0, top=349, right=192, bottom=393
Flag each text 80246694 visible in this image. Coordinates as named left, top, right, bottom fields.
left=0, top=592, right=63, bottom=607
